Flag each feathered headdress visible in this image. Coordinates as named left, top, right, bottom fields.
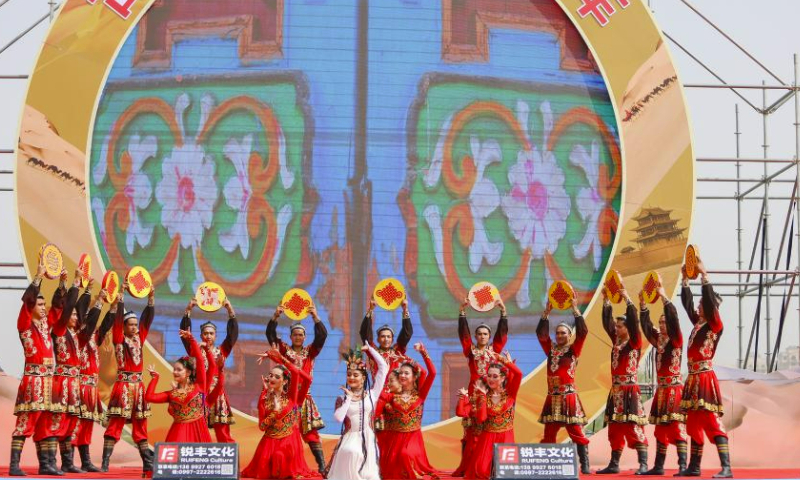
left=342, top=348, right=367, bottom=372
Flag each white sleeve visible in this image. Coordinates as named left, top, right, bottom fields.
left=366, top=345, right=388, bottom=401
left=333, top=395, right=351, bottom=423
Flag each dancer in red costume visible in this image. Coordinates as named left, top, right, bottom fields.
left=101, top=281, right=155, bottom=474
left=180, top=297, right=238, bottom=443
left=597, top=289, right=649, bottom=475
left=465, top=352, right=520, bottom=480
left=8, top=262, right=75, bottom=477
left=72, top=285, right=116, bottom=473
left=242, top=345, right=316, bottom=479
left=452, top=379, right=486, bottom=477
left=378, top=342, right=439, bottom=479
left=266, top=304, right=327, bottom=472
left=145, top=329, right=224, bottom=442
left=536, top=301, right=591, bottom=474
left=677, top=261, right=732, bottom=478
left=458, top=298, right=508, bottom=395
left=639, top=286, right=689, bottom=475
left=360, top=298, right=413, bottom=376
left=49, top=270, right=90, bottom=473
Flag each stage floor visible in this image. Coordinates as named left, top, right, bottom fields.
left=1, top=468, right=799, bottom=479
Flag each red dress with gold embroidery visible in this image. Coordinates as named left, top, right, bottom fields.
left=536, top=314, right=588, bottom=425
left=241, top=360, right=316, bottom=479
left=640, top=302, right=685, bottom=424
left=145, top=337, right=223, bottom=442
left=466, top=361, right=522, bottom=480
left=181, top=313, right=239, bottom=428
left=458, top=313, right=508, bottom=395
left=267, top=319, right=327, bottom=437
left=602, top=302, right=647, bottom=425
left=50, top=286, right=82, bottom=422
left=378, top=353, right=438, bottom=479
left=680, top=282, right=724, bottom=413
left=15, top=281, right=63, bottom=415
left=76, top=305, right=114, bottom=424
left=453, top=393, right=484, bottom=477
left=106, top=300, right=154, bottom=421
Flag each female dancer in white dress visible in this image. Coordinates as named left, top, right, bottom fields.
left=326, top=344, right=388, bottom=480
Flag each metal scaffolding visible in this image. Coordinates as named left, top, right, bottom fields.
left=661, top=0, right=800, bottom=372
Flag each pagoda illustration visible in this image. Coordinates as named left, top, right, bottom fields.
left=616, top=206, right=687, bottom=276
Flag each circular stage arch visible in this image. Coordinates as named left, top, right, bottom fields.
left=13, top=0, right=694, bottom=465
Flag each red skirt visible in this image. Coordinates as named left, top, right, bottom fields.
left=14, top=374, right=52, bottom=414
left=650, top=384, right=686, bottom=424
left=604, top=384, right=647, bottom=425
left=51, top=374, right=82, bottom=416
left=538, top=392, right=586, bottom=425
left=453, top=426, right=480, bottom=477
left=79, top=381, right=104, bottom=422
left=165, top=417, right=213, bottom=443
left=241, top=428, right=316, bottom=479
left=379, top=429, right=438, bottom=479
left=107, top=380, right=150, bottom=421
left=681, top=371, right=724, bottom=414
left=208, top=390, right=234, bottom=426
left=466, top=429, right=514, bottom=480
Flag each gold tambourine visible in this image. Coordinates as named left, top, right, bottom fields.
left=77, top=253, right=91, bottom=288
left=548, top=280, right=575, bottom=310
left=125, top=266, right=152, bottom=299
left=101, top=271, right=119, bottom=304
left=281, top=288, right=313, bottom=321
left=373, top=278, right=406, bottom=311
left=196, top=282, right=227, bottom=312
left=642, top=271, right=662, bottom=304
left=468, top=281, right=500, bottom=312
left=39, top=243, right=63, bottom=280
left=685, top=244, right=700, bottom=279
left=604, top=269, right=625, bottom=304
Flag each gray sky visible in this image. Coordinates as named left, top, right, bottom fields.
left=1, top=0, right=799, bottom=376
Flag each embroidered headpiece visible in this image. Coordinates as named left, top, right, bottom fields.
left=124, top=310, right=138, bottom=322
left=475, top=323, right=492, bottom=335
left=290, top=323, right=306, bottom=334
left=200, top=321, right=217, bottom=333
left=377, top=324, right=394, bottom=336
left=614, top=315, right=627, bottom=322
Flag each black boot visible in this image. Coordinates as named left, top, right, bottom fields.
left=643, top=442, right=667, bottom=475
left=137, top=440, right=153, bottom=475
left=9, top=436, right=26, bottom=476
left=101, top=437, right=115, bottom=473
left=634, top=444, right=649, bottom=475
left=576, top=443, right=591, bottom=475
left=79, top=444, right=102, bottom=473
left=676, top=441, right=702, bottom=477
left=47, top=438, right=65, bottom=476
left=59, top=439, right=84, bottom=473
left=676, top=441, right=688, bottom=474
left=37, top=438, right=64, bottom=476
left=309, top=441, right=326, bottom=474
left=596, top=449, right=622, bottom=474
left=712, top=436, right=733, bottom=478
